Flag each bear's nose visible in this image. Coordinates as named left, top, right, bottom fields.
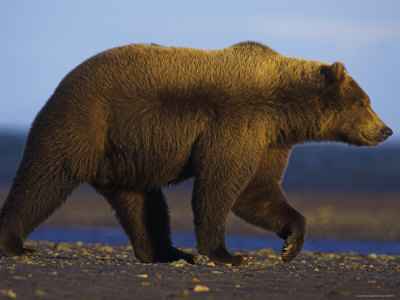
left=380, top=126, right=393, bottom=139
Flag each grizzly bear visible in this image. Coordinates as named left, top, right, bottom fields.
left=0, top=42, right=392, bottom=265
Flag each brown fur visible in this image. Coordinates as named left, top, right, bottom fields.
left=0, top=41, right=392, bottom=264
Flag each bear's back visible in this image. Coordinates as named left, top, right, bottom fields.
left=53, top=42, right=279, bottom=104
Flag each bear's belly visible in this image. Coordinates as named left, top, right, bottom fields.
left=95, top=145, right=194, bottom=190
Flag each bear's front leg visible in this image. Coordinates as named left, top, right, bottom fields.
left=192, top=177, right=249, bottom=266
left=233, top=184, right=306, bottom=263
left=191, top=129, right=263, bottom=265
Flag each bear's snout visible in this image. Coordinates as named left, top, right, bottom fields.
left=379, top=126, right=393, bottom=141
left=361, top=124, right=392, bottom=145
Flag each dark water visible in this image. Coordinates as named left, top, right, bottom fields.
left=1, top=131, right=399, bottom=191
left=28, top=227, right=400, bottom=255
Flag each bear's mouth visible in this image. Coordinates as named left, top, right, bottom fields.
left=361, top=132, right=380, bottom=146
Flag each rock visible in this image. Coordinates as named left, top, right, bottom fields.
left=98, top=245, right=114, bottom=253
left=137, top=274, right=148, bottom=278
left=19, top=256, right=33, bottom=264
left=55, top=243, right=72, bottom=252
left=0, top=289, right=17, bottom=299
left=176, top=289, right=189, bottom=297
left=170, top=259, right=188, bottom=267
left=193, top=255, right=209, bottom=265
left=35, top=289, right=46, bottom=296
left=261, top=259, right=278, bottom=267
left=193, top=285, right=210, bottom=292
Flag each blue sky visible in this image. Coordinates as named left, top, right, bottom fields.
left=1, top=0, right=399, bottom=141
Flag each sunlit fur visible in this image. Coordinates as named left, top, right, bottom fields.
left=0, top=41, right=390, bottom=264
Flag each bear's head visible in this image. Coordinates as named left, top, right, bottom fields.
left=320, top=62, right=392, bottom=146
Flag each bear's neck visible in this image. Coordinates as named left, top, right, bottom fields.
left=246, top=58, right=331, bottom=147
left=266, top=102, right=331, bottom=147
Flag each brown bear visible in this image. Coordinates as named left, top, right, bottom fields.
left=0, top=42, right=392, bottom=265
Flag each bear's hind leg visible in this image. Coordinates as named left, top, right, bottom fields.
left=233, top=184, right=306, bottom=263
left=95, top=187, right=194, bottom=264
left=0, top=163, right=77, bottom=257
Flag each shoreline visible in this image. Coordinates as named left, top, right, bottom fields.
left=27, top=226, right=400, bottom=255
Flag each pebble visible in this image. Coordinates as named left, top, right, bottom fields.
left=55, top=243, right=73, bottom=252
left=18, top=256, right=33, bottom=264
left=193, top=285, right=210, bottom=292
left=176, top=289, right=190, bottom=297
left=35, top=289, right=46, bottom=296
left=193, top=256, right=208, bottom=265
left=170, top=259, right=188, bottom=267
left=261, top=259, right=279, bottom=267
left=98, top=245, right=114, bottom=253
left=0, top=289, right=17, bottom=299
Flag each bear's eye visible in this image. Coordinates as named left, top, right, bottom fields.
left=358, top=102, right=364, bottom=108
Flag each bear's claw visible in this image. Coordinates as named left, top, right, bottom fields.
left=281, top=238, right=303, bottom=263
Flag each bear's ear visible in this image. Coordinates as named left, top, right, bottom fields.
left=320, top=62, right=346, bottom=84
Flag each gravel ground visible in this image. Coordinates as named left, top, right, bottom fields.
left=1, top=241, right=399, bottom=299
left=1, top=189, right=399, bottom=299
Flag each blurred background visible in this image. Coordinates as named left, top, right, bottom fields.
left=0, top=0, right=399, bottom=252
